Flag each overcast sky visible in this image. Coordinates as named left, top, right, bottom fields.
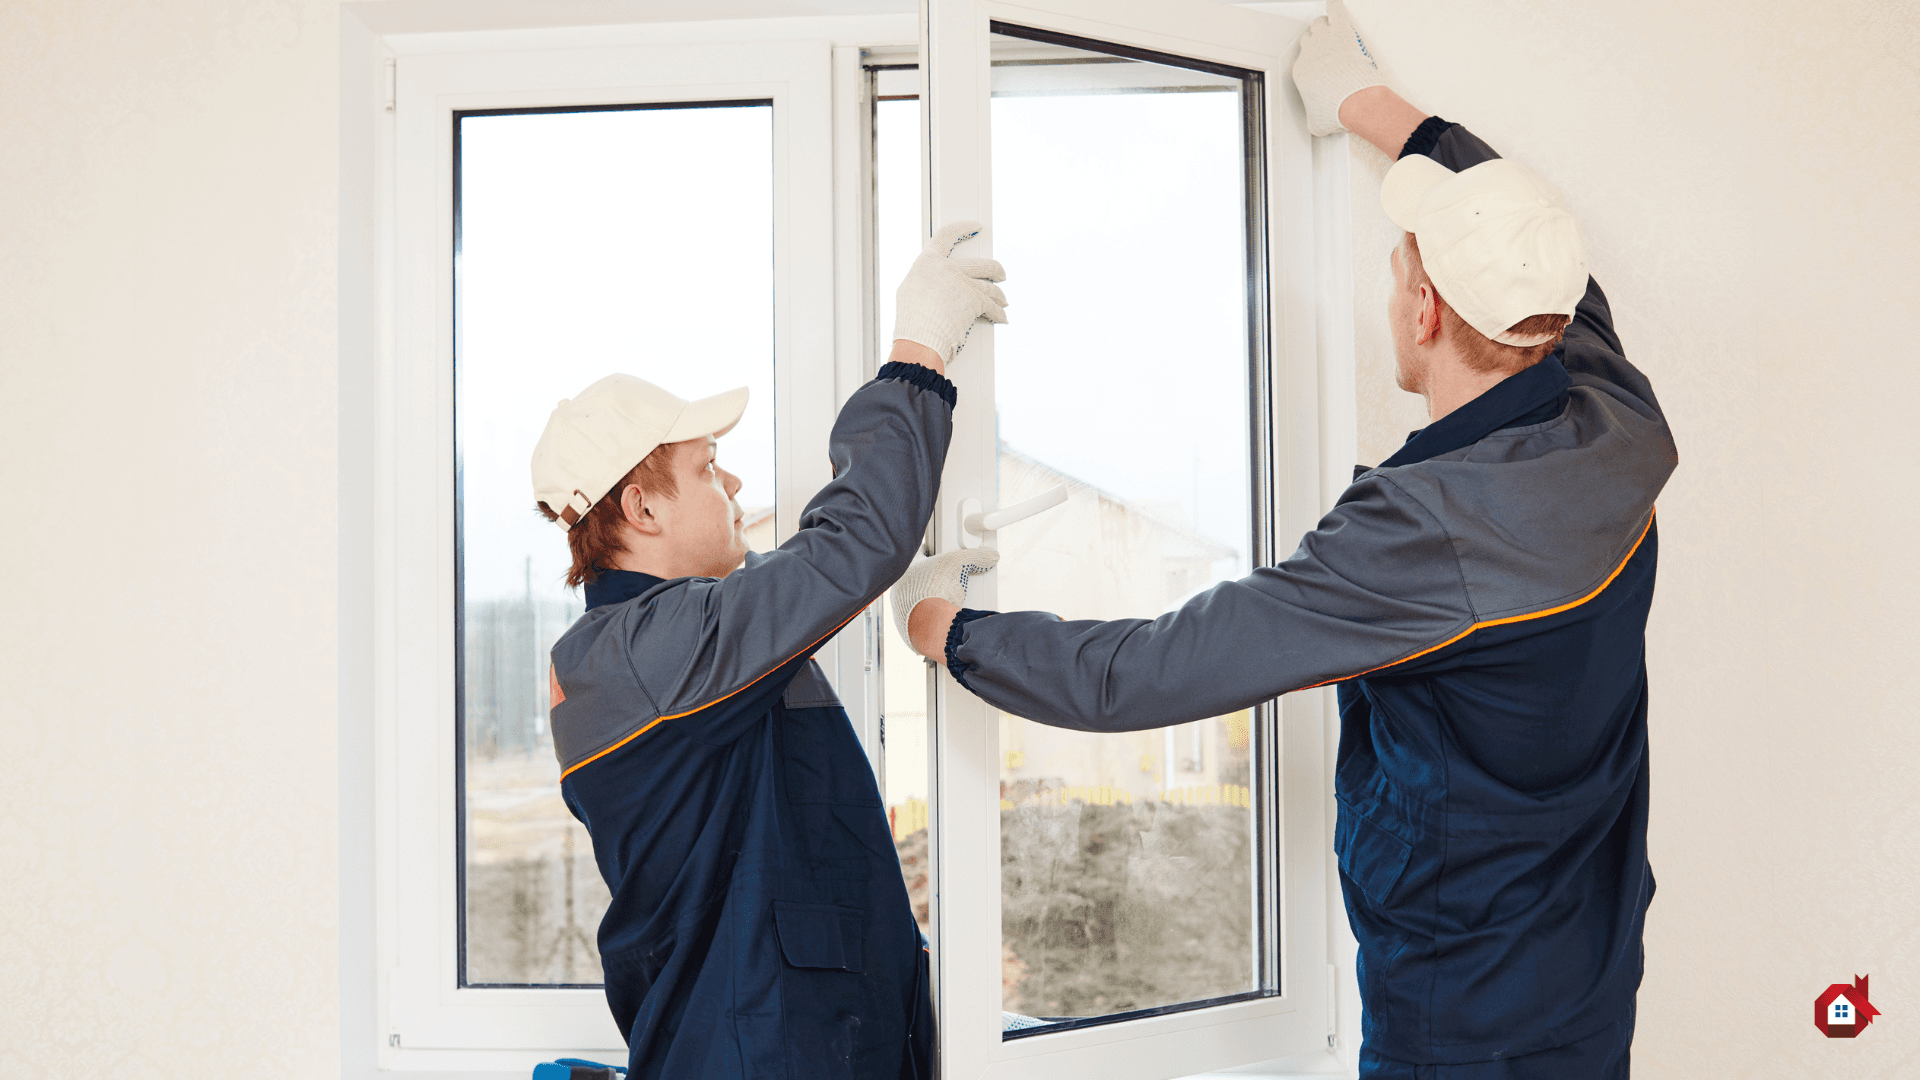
left=459, top=105, right=775, bottom=604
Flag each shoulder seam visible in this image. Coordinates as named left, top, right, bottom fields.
left=616, top=602, right=669, bottom=719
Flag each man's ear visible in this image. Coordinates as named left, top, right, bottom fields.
left=618, top=483, right=661, bottom=534
left=1414, top=284, right=1442, bottom=346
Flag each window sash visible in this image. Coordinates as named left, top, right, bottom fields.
left=916, top=0, right=1333, bottom=1075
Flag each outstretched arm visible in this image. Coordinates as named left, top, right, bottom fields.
left=1338, top=85, right=1428, bottom=161
left=910, top=477, right=1476, bottom=733
left=621, top=224, right=1007, bottom=742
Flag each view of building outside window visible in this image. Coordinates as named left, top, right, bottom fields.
left=456, top=102, right=776, bottom=985
left=875, top=31, right=1264, bottom=1032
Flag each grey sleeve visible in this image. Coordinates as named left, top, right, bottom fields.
left=946, top=477, right=1475, bottom=733
left=1402, top=118, right=1662, bottom=420
left=631, top=363, right=953, bottom=728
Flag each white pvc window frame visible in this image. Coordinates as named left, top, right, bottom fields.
left=916, top=1, right=1339, bottom=1076
left=368, top=15, right=913, bottom=1071
left=342, top=3, right=1350, bottom=1076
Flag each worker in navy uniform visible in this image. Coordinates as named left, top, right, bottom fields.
left=892, top=5, right=1673, bottom=1078
left=532, top=222, right=1008, bottom=1080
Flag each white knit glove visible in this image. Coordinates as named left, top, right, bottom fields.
left=891, top=220, right=1009, bottom=364
left=1291, top=0, right=1388, bottom=137
left=888, top=547, right=1000, bottom=651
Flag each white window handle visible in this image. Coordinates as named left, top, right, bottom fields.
left=956, top=485, right=1068, bottom=548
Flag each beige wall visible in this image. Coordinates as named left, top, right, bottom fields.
left=0, top=0, right=343, bottom=1075
left=0, top=0, right=1913, bottom=1077
left=1343, top=2, right=1920, bottom=1076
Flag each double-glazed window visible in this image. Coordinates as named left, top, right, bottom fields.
left=457, top=101, right=778, bottom=988
left=366, top=4, right=1336, bottom=1076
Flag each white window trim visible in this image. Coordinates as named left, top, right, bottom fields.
left=337, top=3, right=1357, bottom=1077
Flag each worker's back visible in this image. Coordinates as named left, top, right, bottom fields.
left=1333, top=363, right=1661, bottom=1063
left=1335, top=544, right=1655, bottom=1061
left=1330, top=119, right=1667, bottom=1065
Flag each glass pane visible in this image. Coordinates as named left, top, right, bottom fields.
left=988, top=29, right=1261, bottom=1031
left=874, top=82, right=934, bottom=938
left=456, top=103, right=775, bottom=986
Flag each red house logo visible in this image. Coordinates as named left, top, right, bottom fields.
left=1814, top=975, right=1880, bottom=1038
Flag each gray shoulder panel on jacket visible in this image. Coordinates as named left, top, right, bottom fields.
left=547, top=603, right=663, bottom=775
left=1381, top=387, right=1672, bottom=621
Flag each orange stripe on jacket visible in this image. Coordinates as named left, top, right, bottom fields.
left=1295, top=508, right=1656, bottom=693
left=559, top=607, right=866, bottom=780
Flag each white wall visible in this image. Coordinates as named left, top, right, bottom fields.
left=0, top=1, right=1914, bottom=1077
left=0, top=0, right=342, bottom=1074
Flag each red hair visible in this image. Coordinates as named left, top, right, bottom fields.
left=1401, top=232, right=1572, bottom=375
left=534, top=442, right=681, bottom=587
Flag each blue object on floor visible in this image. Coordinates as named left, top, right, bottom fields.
left=531, top=1058, right=626, bottom=1080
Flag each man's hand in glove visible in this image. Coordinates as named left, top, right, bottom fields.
left=892, top=220, right=1009, bottom=367
left=1292, top=1, right=1429, bottom=157
left=1290, top=0, right=1388, bottom=137
left=889, top=548, right=999, bottom=658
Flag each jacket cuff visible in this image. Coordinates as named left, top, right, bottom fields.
left=1398, top=114, right=1453, bottom=160
left=943, top=608, right=997, bottom=690
left=876, top=361, right=958, bottom=409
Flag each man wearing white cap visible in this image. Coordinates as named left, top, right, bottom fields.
left=534, top=222, right=1006, bottom=1080
left=892, top=4, right=1673, bottom=1077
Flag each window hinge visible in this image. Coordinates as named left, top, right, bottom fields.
left=389, top=1033, right=401, bottom=1048
left=383, top=59, right=397, bottom=112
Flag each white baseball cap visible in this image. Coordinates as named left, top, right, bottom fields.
left=530, top=374, right=749, bottom=530
left=1381, top=155, right=1589, bottom=347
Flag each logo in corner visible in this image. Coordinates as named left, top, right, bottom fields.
left=1815, top=975, right=1879, bottom=1038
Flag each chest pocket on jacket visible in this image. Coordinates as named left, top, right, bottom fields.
left=780, top=662, right=879, bottom=807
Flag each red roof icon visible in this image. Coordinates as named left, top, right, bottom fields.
left=1814, top=975, right=1880, bottom=1038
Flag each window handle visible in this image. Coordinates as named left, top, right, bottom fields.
left=956, top=485, right=1067, bottom=548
